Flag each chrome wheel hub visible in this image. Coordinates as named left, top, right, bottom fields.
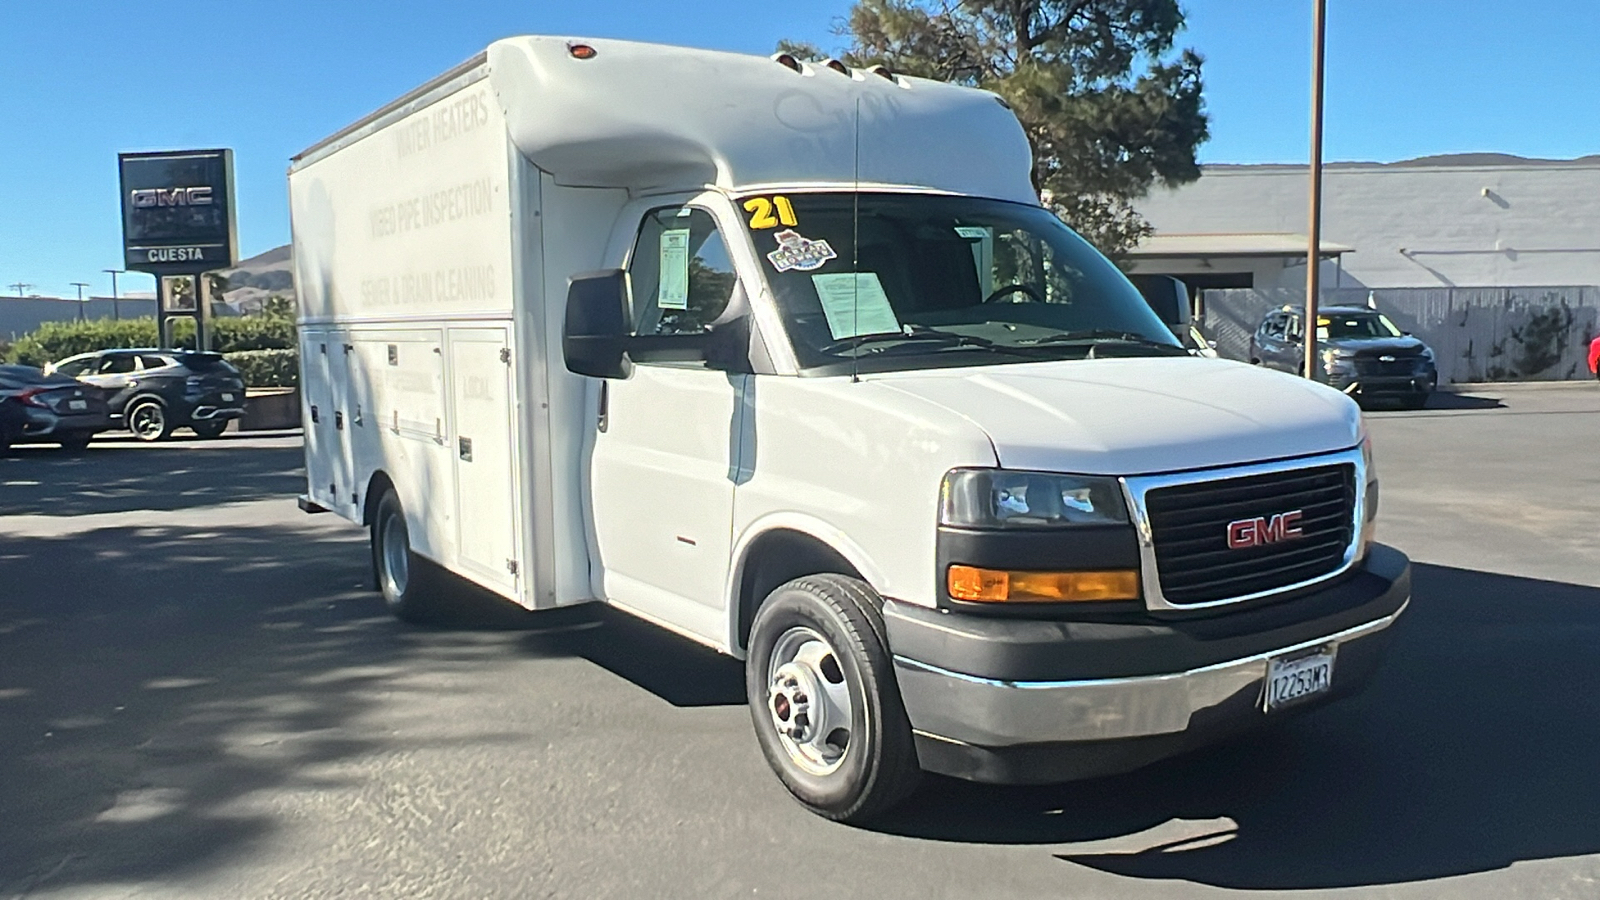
left=767, top=627, right=853, bottom=776
left=381, top=513, right=409, bottom=597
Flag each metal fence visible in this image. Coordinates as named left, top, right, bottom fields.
left=1198, top=286, right=1600, bottom=383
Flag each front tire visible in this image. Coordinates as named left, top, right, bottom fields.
left=127, top=399, right=172, bottom=442
left=371, top=489, right=434, bottom=622
left=746, top=574, right=921, bottom=823
left=57, top=433, right=92, bottom=453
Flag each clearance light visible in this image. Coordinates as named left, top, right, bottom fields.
left=822, top=58, right=850, bottom=75
left=568, top=43, right=598, bottom=60
left=771, top=52, right=804, bottom=73
left=947, top=565, right=1140, bottom=603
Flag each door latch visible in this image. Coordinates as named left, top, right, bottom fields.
left=334, top=411, right=344, bottom=430
left=310, top=404, right=320, bottom=424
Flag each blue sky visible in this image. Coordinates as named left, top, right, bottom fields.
left=1, top=0, right=1595, bottom=297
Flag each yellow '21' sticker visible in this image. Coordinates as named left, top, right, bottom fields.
left=744, top=196, right=798, bottom=229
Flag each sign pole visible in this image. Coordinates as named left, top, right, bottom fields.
left=1304, top=0, right=1327, bottom=381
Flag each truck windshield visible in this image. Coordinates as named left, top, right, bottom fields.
left=742, top=192, right=1183, bottom=374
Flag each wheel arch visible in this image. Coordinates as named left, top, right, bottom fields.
left=126, top=392, right=169, bottom=409
left=727, top=517, right=885, bottom=656
left=362, top=470, right=396, bottom=527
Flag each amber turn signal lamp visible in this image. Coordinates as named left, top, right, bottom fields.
left=568, top=43, right=598, bottom=60
left=947, top=565, right=1140, bottom=603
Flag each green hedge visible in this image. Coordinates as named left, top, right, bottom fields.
left=225, top=348, right=299, bottom=388
left=4, top=315, right=296, bottom=367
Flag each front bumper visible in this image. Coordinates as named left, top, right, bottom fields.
left=887, top=543, right=1410, bottom=783
left=1328, top=371, right=1436, bottom=396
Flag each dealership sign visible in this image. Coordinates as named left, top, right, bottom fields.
left=118, top=149, right=238, bottom=273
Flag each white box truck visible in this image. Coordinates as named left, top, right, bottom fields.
left=291, top=36, right=1410, bottom=823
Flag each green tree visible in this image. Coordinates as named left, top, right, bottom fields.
left=783, top=0, right=1208, bottom=254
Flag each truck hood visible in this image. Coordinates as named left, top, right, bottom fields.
left=1326, top=335, right=1430, bottom=356
left=870, top=357, right=1362, bottom=475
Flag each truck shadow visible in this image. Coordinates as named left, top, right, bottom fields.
left=409, top=563, right=747, bottom=708
left=870, top=562, right=1600, bottom=889
left=0, top=520, right=521, bottom=894
left=0, top=435, right=305, bottom=516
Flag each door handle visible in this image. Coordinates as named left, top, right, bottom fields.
left=597, top=381, right=609, bottom=433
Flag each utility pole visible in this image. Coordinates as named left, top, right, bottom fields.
left=9, top=282, right=32, bottom=297
left=104, top=268, right=124, bottom=320
left=1304, top=0, right=1328, bottom=381
left=71, top=282, right=91, bottom=322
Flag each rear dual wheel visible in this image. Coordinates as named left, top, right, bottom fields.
left=746, top=574, right=921, bottom=823
left=371, top=489, right=436, bottom=622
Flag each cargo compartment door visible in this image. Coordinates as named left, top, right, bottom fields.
left=448, top=327, right=524, bottom=599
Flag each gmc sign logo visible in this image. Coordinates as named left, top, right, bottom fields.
left=1227, top=510, right=1304, bottom=550
left=130, top=187, right=213, bottom=208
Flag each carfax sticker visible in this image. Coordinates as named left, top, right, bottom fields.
left=766, top=229, right=837, bottom=273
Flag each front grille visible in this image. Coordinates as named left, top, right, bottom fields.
left=1354, top=356, right=1423, bottom=377
left=1144, top=464, right=1355, bottom=606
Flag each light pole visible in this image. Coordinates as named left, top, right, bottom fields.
left=103, top=268, right=124, bottom=320
left=8, top=282, right=31, bottom=297
left=1304, top=0, right=1328, bottom=381
left=71, top=282, right=91, bottom=322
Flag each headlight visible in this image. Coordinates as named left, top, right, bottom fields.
left=940, top=469, right=1128, bottom=529
left=1322, top=348, right=1354, bottom=374
left=1360, top=434, right=1379, bottom=555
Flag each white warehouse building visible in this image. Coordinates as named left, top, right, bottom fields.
left=1124, top=154, right=1600, bottom=382
left=1127, top=153, right=1600, bottom=292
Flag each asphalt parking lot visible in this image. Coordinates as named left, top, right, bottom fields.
left=2, top=385, right=1597, bottom=899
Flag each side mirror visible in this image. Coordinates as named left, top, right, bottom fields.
left=563, top=270, right=633, bottom=380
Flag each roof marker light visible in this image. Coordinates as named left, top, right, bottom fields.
left=568, top=42, right=598, bottom=60
left=822, top=58, right=850, bottom=75
left=771, top=52, right=804, bottom=73
left=866, top=64, right=895, bottom=81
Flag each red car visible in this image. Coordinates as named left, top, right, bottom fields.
left=1590, top=334, right=1600, bottom=379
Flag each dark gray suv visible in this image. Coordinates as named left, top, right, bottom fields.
left=48, top=349, right=246, bottom=441
left=1250, top=306, right=1438, bottom=408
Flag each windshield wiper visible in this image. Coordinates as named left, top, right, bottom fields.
left=1027, top=330, right=1190, bottom=355
left=818, top=325, right=1034, bottom=358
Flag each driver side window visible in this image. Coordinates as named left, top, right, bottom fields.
left=627, top=207, right=739, bottom=338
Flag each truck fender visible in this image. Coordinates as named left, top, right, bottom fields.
left=724, top=512, right=888, bottom=657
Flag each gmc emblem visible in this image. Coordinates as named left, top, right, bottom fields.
left=1227, top=510, right=1304, bottom=550
left=130, top=186, right=213, bottom=208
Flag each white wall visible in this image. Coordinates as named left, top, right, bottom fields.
left=1136, top=160, right=1600, bottom=290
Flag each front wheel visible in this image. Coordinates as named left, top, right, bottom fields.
left=126, top=400, right=172, bottom=442
left=191, top=420, right=228, bottom=439
left=746, top=574, right=921, bottom=823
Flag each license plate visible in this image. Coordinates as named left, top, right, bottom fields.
left=68, top=399, right=88, bottom=410
left=221, top=393, right=235, bottom=401
left=1264, top=650, right=1334, bottom=712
